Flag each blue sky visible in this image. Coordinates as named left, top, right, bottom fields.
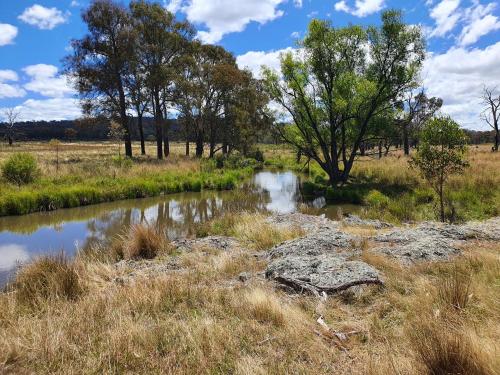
left=1, top=0, right=499, bottom=130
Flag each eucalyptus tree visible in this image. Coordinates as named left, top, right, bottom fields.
left=397, top=90, right=443, bottom=155
left=130, top=0, right=193, bottom=159
left=175, top=42, right=235, bottom=157
left=65, top=0, right=135, bottom=157
left=481, top=86, right=500, bottom=152
left=127, top=64, right=149, bottom=155
left=2, top=107, right=20, bottom=146
left=263, top=10, right=425, bottom=185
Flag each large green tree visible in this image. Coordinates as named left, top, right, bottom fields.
left=65, top=0, right=135, bottom=157
left=263, top=10, right=425, bottom=185
left=130, top=0, right=193, bottom=159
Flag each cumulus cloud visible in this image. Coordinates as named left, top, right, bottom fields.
left=458, top=2, right=500, bottom=46
left=333, top=0, right=385, bottom=17
left=23, top=64, right=75, bottom=98
left=164, top=0, right=286, bottom=43
left=423, top=41, right=500, bottom=129
left=0, top=244, right=30, bottom=271
left=0, top=98, right=82, bottom=122
left=18, top=4, right=69, bottom=30
left=0, top=70, right=26, bottom=99
left=236, top=47, right=295, bottom=78
left=0, top=23, right=18, bottom=46
left=428, top=0, right=461, bottom=37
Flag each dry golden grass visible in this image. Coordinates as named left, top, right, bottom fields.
left=1, top=220, right=498, bottom=374
left=117, top=223, right=172, bottom=260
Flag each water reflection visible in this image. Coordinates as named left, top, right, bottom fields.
left=0, top=171, right=357, bottom=286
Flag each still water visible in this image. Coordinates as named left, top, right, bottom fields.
left=0, top=171, right=357, bottom=286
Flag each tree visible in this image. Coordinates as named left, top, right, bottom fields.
left=410, top=116, right=468, bottom=222
left=108, top=120, right=126, bottom=158
left=130, top=0, right=193, bottom=159
left=3, top=107, right=20, bottom=146
left=49, top=139, right=62, bottom=174
left=397, top=90, right=443, bottom=155
left=65, top=0, right=135, bottom=158
left=64, top=128, right=78, bottom=141
left=481, top=86, right=500, bottom=152
left=263, top=10, right=425, bottom=185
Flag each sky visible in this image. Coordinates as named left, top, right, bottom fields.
left=0, top=0, right=499, bottom=130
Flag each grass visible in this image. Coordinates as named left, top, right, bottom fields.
left=0, top=141, right=260, bottom=216
left=117, top=223, right=173, bottom=260
left=265, top=144, right=500, bottom=223
left=0, top=216, right=498, bottom=374
left=195, top=212, right=305, bottom=250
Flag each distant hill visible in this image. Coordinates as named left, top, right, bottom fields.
left=0, top=118, right=181, bottom=142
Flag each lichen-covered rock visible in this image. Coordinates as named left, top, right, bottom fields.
left=265, top=226, right=381, bottom=294
left=343, top=214, right=393, bottom=229
left=266, top=212, right=338, bottom=234
left=265, top=254, right=382, bottom=294
left=171, top=236, right=241, bottom=252
left=267, top=228, right=359, bottom=259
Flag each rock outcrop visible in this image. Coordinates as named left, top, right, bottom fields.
left=265, top=227, right=382, bottom=295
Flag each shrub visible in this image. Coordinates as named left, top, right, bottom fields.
left=247, top=149, right=265, bottom=162
left=2, top=153, right=39, bottom=186
left=364, top=189, right=390, bottom=208
left=120, top=224, right=170, bottom=260
left=12, top=253, right=82, bottom=308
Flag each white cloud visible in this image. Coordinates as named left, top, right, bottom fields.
left=165, top=0, right=286, bottom=43
left=290, top=31, right=300, bottom=38
left=18, top=4, right=69, bottom=30
left=458, top=2, right=500, bottom=46
left=294, top=0, right=303, bottom=8
left=429, top=0, right=461, bottom=37
left=334, top=0, right=385, bottom=17
left=236, top=47, right=294, bottom=78
left=423, top=41, right=500, bottom=130
left=23, top=64, right=75, bottom=98
left=0, top=244, right=29, bottom=271
left=0, top=70, right=26, bottom=99
left=0, top=98, right=82, bottom=122
left=0, top=24, right=18, bottom=46
left=70, top=0, right=80, bottom=7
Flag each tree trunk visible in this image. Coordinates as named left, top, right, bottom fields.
left=153, top=91, right=163, bottom=160
left=8, top=136, right=13, bottom=146
left=185, top=140, right=190, bottom=156
left=137, top=114, right=145, bottom=155
left=118, top=80, right=132, bottom=158
left=494, top=127, right=499, bottom=152
left=195, top=133, right=203, bottom=158
left=163, top=121, right=169, bottom=158
left=403, top=123, right=410, bottom=156
left=378, top=141, right=383, bottom=159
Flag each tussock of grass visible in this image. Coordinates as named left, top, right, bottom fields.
left=118, top=223, right=171, bottom=260
left=196, top=212, right=304, bottom=250
left=10, top=253, right=82, bottom=308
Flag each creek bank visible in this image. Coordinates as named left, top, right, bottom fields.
left=115, top=213, right=500, bottom=294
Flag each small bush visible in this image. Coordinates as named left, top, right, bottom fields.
left=2, top=153, right=39, bottom=186
left=12, top=253, right=82, bottom=308
left=364, top=189, right=390, bottom=208
left=120, top=224, right=170, bottom=260
left=247, top=149, right=265, bottom=163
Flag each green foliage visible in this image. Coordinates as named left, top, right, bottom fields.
left=364, top=190, right=390, bottom=208
left=410, top=116, right=469, bottom=222
left=263, top=10, right=425, bottom=184
left=2, top=153, right=39, bottom=186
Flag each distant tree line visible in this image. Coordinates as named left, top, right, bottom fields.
left=64, top=0, right=271, bottom=158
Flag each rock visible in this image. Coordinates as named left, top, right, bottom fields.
left=265, top=226, right=381, bottom=294
left=238, top=272, right=250, bottom=282
left=370, top=220, right=488, bottom=264
left=172, top=236, right=241, bottom=253
left=267, top=228, right=360, bottom=260
left=266, top=212, right=339, bottom=234
left=265, top=255, right=382, bottom=295
left=343, top=214, right=393, bottom=229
